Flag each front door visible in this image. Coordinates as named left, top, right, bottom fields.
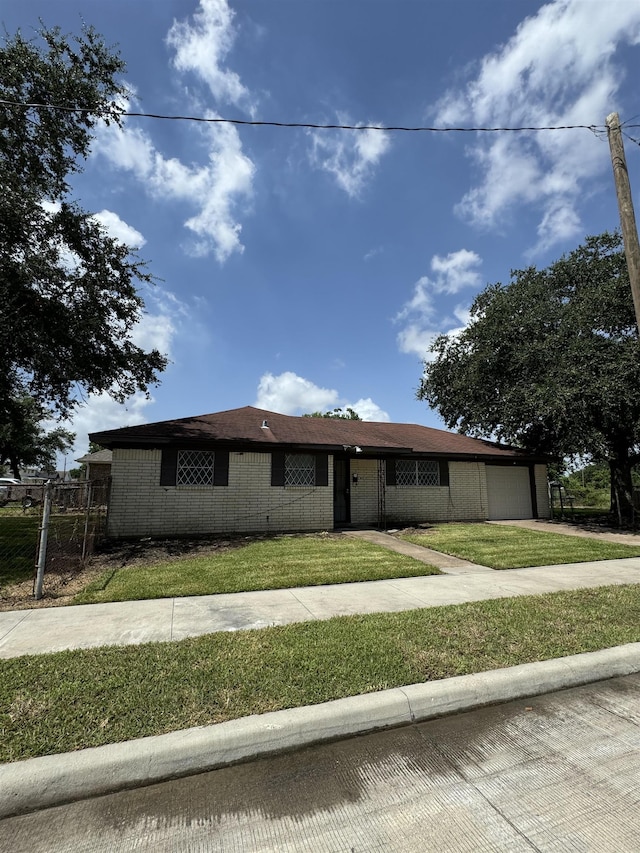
left=333, top=456, right=351, bottom=525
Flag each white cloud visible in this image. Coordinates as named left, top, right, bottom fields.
left=132, top=312, right=176, bottom=357
left=363, top=246, right=383, bottom=262
left=136, top=283, right=192, bottom=358
left=254, top=372, right=389, bottom=421
left=86, top=209, right=181, bottom=358
left=429, top=249, right=482, bottom=292
left=309, top=120, right=391, bottom=198
left=56, top=290, right=182, bottom=463
left=255, top=372, right=339, bottom=415
left=436, top=0, right=640, bottom=254
left=397, top=311, right=470, bottom=362
left=94, top=123, right=156, bottom=174
left=93, top=102, right=254, bottom=263
left=91, top=0, right=257, bottom=263
left=349, top=398, right=390, bottom=422
left=167, top=0, right=252, bottom=111
left=54, top=392, right=155, bottom=464
left=396, top=251, right=480, bottom=359
left=397, top=323, right=439, bottom=359
left=92, top=210, right=145, bottom=248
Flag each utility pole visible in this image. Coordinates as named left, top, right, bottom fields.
left=606, top=112, right=640, bottom=335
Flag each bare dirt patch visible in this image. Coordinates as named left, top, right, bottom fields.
left=0, top=563, right=106, bottom=611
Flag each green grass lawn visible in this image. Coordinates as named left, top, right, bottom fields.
left=0, top=510, right=97, bottom=591
left=73, top=535, right=441, bottom=604
left=2, top=583, right=639, bottom=763
left=0, top=511, right=39, bottom=586
left=398, top=523, right=640, bottom=569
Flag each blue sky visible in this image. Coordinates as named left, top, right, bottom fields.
left=4, top=0, right=640, bottom=463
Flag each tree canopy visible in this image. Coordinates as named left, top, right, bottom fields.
left=303, top=408, right=362, bottom=420
left=0, top=396, right=74, bottom=479
left=418, top=232, right=640, bottom=522
left=0, top=25, right=167, bottom=430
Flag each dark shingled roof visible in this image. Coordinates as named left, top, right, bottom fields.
left=75, top=449, right=112, bottom=465
left=90, top=406, right=542, bottom=461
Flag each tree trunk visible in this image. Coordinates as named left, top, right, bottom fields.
left=9, top=452, right=21, bottom=481
left=609, top=453, right=635, bottom=526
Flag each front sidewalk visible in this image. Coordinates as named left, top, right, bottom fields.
left=2, top=556, right=640, bottom=659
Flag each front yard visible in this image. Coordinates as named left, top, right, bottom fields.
left=397, top=523, right=640, bottom=568
left=72, top=533, right=441, bottom=604
left=1, top=533, right=441, bottom=609
left=3, top=521, right=640, bottom=608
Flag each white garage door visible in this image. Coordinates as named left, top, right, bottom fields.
left=486, top=466, right=533, bottom=520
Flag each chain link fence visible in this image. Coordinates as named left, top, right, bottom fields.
left=0, top=478, right=110, bottom=600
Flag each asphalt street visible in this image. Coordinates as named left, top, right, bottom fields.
left=2, top=673, right=639, bottom=852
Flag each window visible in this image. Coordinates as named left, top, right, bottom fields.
left=395, top=459, right=440, bottom=487
left=160, top=448, right=229, bottom=487
left=176, top=450, right=215, bottom=485
left=271, top=451, right=328, bottom=487
left=284, top=453, right=315, bottom=486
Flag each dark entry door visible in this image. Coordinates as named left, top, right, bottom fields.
left=333, top=456, right=351, bottom=525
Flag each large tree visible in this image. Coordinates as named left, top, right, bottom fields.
left=0, top=396, right=74, bottom=479
left=0, top=25, right=167, bottom=430
left=418, top=232, right=640, bottom=523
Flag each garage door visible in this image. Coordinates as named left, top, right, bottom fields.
left=486, top=466, right=532, bottom=520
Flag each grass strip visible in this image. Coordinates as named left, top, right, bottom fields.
left=2, top=584, right=640, bottom=763
left=73, top=536, right=440, bottom=604
left=398, top=523, right=640, bottom=569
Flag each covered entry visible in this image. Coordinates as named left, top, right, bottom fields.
left=486, top=465, right=534, bottom=520
left=333, top=456, right=351, bottom=525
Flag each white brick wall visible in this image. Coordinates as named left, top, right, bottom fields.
left=107, top=449, right=547, bottom=537
left=108, top=449, right=333, bottom=537
left=350, top=459, right=381, bottom=524
left=349, top=459, right=488, bottom=525
left=384, top=461, right=488, bottom=524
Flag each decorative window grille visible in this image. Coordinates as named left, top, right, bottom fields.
left=285, top=453, right=315, bottom=486
left=177, top=450, right=215, bottom=485
left=396, top=459, right=440, bottom=487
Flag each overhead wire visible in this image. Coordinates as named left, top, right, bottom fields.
left=0, top=98, right=623, bottom=135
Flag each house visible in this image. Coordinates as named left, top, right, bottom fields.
left=90, top=406, right=550, bottom=539
left=74, top=449, right=113, bottom=481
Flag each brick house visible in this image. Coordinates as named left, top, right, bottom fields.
left=74, top=449, right=113, bottom=481
left=90, top=406, right=549, bottom=538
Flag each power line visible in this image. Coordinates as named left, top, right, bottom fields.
left=0, top=98, right=621, bottom=134
left=623, top=130, right=640, bottom=148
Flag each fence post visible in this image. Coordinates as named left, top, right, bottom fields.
left=81, top=480, right=93, bottom=561
left=34, top=481, right=53, bottom=600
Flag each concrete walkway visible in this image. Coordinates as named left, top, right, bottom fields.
left=343, top=528, right=493, bottom=573
left=2, top=550, right=640, bottom=659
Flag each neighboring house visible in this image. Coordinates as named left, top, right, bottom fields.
left=90, top=406, right=550, bottom=539
left=75, top=449, right=113, bottom=481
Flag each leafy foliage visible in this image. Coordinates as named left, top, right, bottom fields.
left=0, top=25, right=167, bottom=425
left=419, top=232, right=640, bottom=521
left=304, top=407, right=362, bottom=419
left=0, top=396, right=74, bottom=478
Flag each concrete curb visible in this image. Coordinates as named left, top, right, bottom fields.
left=2, top=642, right=640, bottom=819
